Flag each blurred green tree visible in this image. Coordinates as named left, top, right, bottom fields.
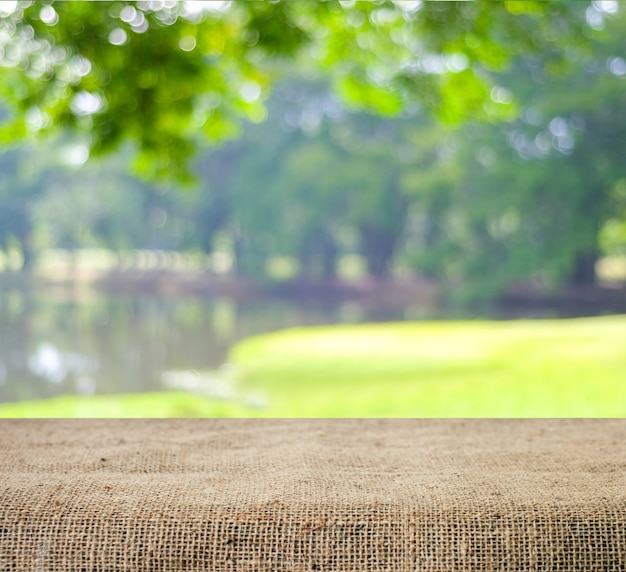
left=0, top=144, right=57, bottom=269
left=402, top=4, right=626, bottom=297
left=0, top=0, right=591, bottom=181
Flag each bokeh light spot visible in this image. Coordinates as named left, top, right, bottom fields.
left=62, top=143, right=90, bottom=167
left=593, top=0, right=619, bottom=14
left=120, top=5, right=138, bottom=23
left=490, top=86, right=512, bottom=105
left=240, top=81, right=261, bottom=104
left=39, top=5, right=58, bottom=26
left=71, top=91, right=103, bottom=115
left=0, top=1, right=17, bottom=16
left=608, top=57, right=626, bottom=77
left=179, top=36, right=196, bottom=52
left=109, top=28, right=128, bottom=46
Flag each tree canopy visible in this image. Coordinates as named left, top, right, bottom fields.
left=1, top=0, right=625, bottom=304
left=0, top=0, right=594, bottom=180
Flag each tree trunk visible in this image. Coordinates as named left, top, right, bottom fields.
left=569, top=250, right=598, bottom=287
left=359, top=226, right=397, bottom=280
left=298, top=229, right=338, bottom=280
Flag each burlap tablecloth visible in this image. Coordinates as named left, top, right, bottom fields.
left=1, top=418, right=625, bottom=571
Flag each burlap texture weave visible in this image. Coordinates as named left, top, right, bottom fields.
left=1, top=418, right=625, bottom=571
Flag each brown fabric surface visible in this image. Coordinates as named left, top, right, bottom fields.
left=1, top=418, right=625, bottom=571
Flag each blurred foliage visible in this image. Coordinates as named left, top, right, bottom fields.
left=424, top=5, right=626, bottom=297
left=0, top=1, right=625, bottom=303
left=0, top=0, right=593, bottom=181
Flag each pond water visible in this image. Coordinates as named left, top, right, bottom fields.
left=0, top=277, right=439, bottom=404
left=3, top=272, right=611, bottom=405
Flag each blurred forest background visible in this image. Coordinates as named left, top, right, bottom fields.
left=0, top=0, right=625, bottom=415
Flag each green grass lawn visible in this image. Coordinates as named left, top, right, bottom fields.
left=0, top=391, right=255, bottom=418
left=1, top=315, right=625, bottom=417
left=229, top=315, right=626, bottom=417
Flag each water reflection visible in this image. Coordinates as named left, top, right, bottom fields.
left=160, top=365, right=266, bottom=409
left=28, top=342, right=99, bottom=386
left=0, top=276, right=417, bottom=403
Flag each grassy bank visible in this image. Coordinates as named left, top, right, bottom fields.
left=0, top=391, right=256, bottom=418
left=1, top=315, right=625, bottom=417
left=229, top=315, right=626, bottom=417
